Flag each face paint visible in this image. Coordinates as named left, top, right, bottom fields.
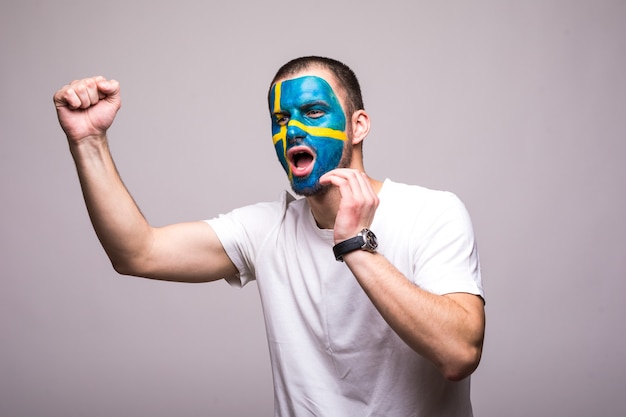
left=269, top=75, right=348, bottom=196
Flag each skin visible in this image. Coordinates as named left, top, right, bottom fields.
left=53, top=69, right=485, bottom=381
left=270, top=75, right=348, bottom=196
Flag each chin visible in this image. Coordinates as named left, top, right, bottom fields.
left=290, top=179, right=331, bottom=197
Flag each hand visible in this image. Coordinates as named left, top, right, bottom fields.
left=319, top=169, right=379, bottom=243
left=53, top=76, right=121, bottom=143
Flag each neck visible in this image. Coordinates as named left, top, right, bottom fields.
left=307, top=185, right=341, bottom=230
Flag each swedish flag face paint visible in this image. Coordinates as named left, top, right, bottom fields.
left=269, top=75, right=348, bottom=196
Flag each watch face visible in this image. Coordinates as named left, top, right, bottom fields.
left=363, top=229, right=378, bottom=251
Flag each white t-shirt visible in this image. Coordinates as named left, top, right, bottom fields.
left=207, top=179, right=483, bottom=417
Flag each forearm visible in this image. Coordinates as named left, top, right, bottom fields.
left=343, top=250, right=485, bottom=381
left=70, top=135, right=153, bottom=274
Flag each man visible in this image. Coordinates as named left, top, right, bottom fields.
left=54, top=56, right=485, bottom=416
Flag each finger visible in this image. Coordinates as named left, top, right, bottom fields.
left=73, top=79, right=100, bottom=109
left=61, top=77, right=111, bottom=107
left=322, top=169, right=370, bottom=197
left=323, top=171, right=366, bottom=209
left=357, top=171, right=377, bottom=199
left=320, top=168, right=352, bottom=185
left=54, top=84, right=81, bottom=109
left=94, top=76, right=108, bottom=99
left=54, top=76, right=116, bottom=110
left=319, top=171, right=343, bottom=186
left=63, top=81, right=89, bottom=109
left=349, top=171, right=369, bottom=194
left=337, top=171, right=379, bottom=213
left=96, top=78, right=120, bottom=100
left=347, top=172, right=374, bottom=209
left=84, top=78, right=101, bottom=105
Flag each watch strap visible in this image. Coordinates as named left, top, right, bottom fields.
left=333, top=236, right=365, bottom=261
left=332, top=228, right=378, bottom=262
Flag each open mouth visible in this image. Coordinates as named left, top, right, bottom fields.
left=287, top=146, right=316, bottom=177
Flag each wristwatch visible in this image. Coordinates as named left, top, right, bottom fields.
left=333, top=228, right=378, bottom=262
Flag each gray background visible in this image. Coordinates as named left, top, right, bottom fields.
left=1, top=0, right=625, bottom=416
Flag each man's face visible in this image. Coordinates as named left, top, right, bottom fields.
left=269, top=74, right=350, bottom=196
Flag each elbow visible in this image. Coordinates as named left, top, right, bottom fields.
left=111, top=260, right=135, bottom=276
left=110, top=255, right=145, bottom=277
left=441, top=345, right=483, bottom=382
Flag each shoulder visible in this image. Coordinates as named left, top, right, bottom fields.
left=207, top=190, right=301, bottom=236
left=377, top=179, right=476, bottom=242
left=380, top=179, right=467, bottom=214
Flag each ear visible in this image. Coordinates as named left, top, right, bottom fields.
left=350, top=110, right=370, bottom=146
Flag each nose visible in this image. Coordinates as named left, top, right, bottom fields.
left=286, top=121, right=306, bottom=144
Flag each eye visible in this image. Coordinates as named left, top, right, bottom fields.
left=306, top=109, right=325, bottom=119
left=275, top=114, right=289, bottom=126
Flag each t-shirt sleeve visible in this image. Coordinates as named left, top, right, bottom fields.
left=205, top=193, right=289, bottom=288
left=413, top=192, right=484, bottom=300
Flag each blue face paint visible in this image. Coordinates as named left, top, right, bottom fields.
left=269, top=75, right=348, bottom=196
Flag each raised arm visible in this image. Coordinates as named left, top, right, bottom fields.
left=54, top=77, right=237, bottom=282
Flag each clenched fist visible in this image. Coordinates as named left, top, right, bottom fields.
left=53, top=76, right=121, bottom=143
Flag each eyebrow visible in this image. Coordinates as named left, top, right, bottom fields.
left=299, top=100, right=331, bottom=111
left=272, top=99, right=330, bottom=116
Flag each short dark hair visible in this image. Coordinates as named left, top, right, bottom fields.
left=269, top=56, right=364, bottom=117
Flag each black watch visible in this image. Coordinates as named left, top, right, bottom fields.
left=333, top=228, right=378, bottom=262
